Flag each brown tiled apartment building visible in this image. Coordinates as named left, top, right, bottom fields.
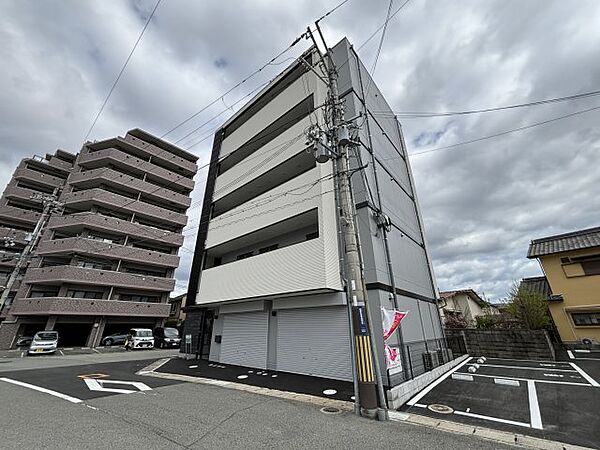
left=0, top=129, right=197, bottom=348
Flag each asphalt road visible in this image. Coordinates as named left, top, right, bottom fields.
left=0, top=352, right=518, bottom=450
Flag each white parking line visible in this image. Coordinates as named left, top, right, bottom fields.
left=494, top=378, right=520, bottom=386
left=527, top=381, right=543, bottom=429
left=455, top=372, right=590, bottom=386
left=569, top=362, right=600, bottom=387
left=0, top=377, right=82, bottom=404
left=485, top=357, right=569, bottom=365
left=567, top=350, right=575, bottom=359
left=481, top=364, right=576, bottom=372
left=407, top=357, right=473, bottom=406
left=454, top=410, right=530, bottom=428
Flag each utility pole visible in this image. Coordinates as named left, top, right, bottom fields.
left=306, top=27, right=387, bottom=420
left=0, top=188, right=63, bottom=312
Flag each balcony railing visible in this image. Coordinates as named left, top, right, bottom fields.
left=10, top=296, right=170, bottom=317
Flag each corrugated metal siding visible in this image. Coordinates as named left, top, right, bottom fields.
left=219, top=311, right=268, bottom=369
left=276, top=307, right=352, bottom=381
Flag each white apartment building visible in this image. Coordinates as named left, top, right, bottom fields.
left=184, top=39, right=445, bottom=389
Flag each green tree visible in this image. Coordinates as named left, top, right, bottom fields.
left=506, top=282, right=551, bottom=330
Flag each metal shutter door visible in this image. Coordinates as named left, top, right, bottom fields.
left=220, top=311, right=268, bottom=369
left=276, top=307, right=352, bottom=381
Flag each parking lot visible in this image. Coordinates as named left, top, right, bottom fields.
left=402, top=355, right=600, bottom=448
left=0, top=345, right=132, bottom=360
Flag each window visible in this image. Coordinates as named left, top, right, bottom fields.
left=29, top=289, right=59, bottom=298
left=78, top=260, right=112, bottom=270
left=571, top=312, right=600, bottom=327
left=305, top=231, right=319, bottom=240
left=170, top=302, right=178, bottom=315
left=120, top=294, right=160, bottom=303
left=581, top=260, right=600, bottom=276
left=236, top=251, right=254, bottom=261
left=67, top=290, right=104, bottom=299
left=259, top=244, right=278, bottom=254
left=213, top=257, right=222, bottom=267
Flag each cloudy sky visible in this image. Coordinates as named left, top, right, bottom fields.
left=1, top=0, right=599, bottom=302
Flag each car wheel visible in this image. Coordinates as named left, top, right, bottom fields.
left=104, top=339, right=113, bottom=346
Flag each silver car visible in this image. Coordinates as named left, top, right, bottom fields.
left=28, top=331, right=59, bottom=355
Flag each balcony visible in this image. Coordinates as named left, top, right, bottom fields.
left=87, top=137, right=197, bottom=177
left=206, top=167, right=329, bottom=248
left=219, top=72, right=316, bottom=166
left=36, top=237, right=180, bottom=268
left=24, top=265, right=175, bottom=292
left=197, top=239, right=342, bottom=304
left=3, top=183, right=44, bottom=205
left=213, top=117, right=312, bottom=202
left=10, top=296, right=170, bottom=318
left=47, top=213, right=184, bottom=247
left=61, top=188, right=188, bottom=227
left=0, top=227, right=30, bottom=246
left=13, top=167, right=65, bottom=189
left=68, top=168, right=191, bottom=209
left=0, top=204, right=40, bottom=227
left=47, top=156, right=73, bottom=172
left=77, top=148, right=194, bottom=193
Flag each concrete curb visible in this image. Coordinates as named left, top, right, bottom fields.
left=389, top=411, right=595, bottom=450
left=137, top=358, right=354, bottom=411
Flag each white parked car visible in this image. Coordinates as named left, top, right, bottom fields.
left=28, top=331, right=59, bottom=355
left=124, top=328, right=154, bottom=350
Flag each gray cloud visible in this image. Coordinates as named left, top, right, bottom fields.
left=1, top=0, right=598, bottom=300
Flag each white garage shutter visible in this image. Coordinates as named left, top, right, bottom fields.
left=276, top=306, right=352, bottom=381
left=220, top=311, right=268, bottom=369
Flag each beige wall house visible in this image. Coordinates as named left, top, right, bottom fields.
left=527, top=226, right=600, bottom=345
left=439, top=289, right=498, bottom=326
left=168, top=293, right=186, bottom=327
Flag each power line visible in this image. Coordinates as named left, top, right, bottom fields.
left=406, top=104, right=600, bottom=157
left=161, top=0, right=351, bottom=142
left=362, top=0, right=394, bottom=100
left=160, top=37, right=305, bottom=140
left=83, top=0, right=162, bottom=142
left=174, top=81, right=271, bottom=147
left=316, top=0, right=351, bottom=22
left=373, top=89, right=600, bottom=118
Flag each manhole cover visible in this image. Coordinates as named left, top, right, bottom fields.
left=427, top=404, right=454, bottom=414
left=320, top=406, right=342, bottom=415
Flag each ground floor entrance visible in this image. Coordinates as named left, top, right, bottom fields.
left=185, top=297, right=354, bottom=382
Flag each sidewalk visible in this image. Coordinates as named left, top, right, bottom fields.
left=0, top=348, right=179, bottom=373
left=153, top=357, right=355, bottom=402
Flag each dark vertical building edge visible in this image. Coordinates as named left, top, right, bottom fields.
left=186, top=130, right=224, bottom=306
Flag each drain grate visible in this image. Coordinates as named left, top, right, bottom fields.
left=427, top=404, right=454, bottom=414
left=320, top=406, right=343, bottom=415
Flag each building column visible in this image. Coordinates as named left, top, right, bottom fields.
left=87, top=317, right=106, bottom=348
left=0, top=317, right=21, bottom=349
left=45, top=316, right=58, bottom=331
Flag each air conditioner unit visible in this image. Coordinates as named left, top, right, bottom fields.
left=423, top=351, right=440, bottom=371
